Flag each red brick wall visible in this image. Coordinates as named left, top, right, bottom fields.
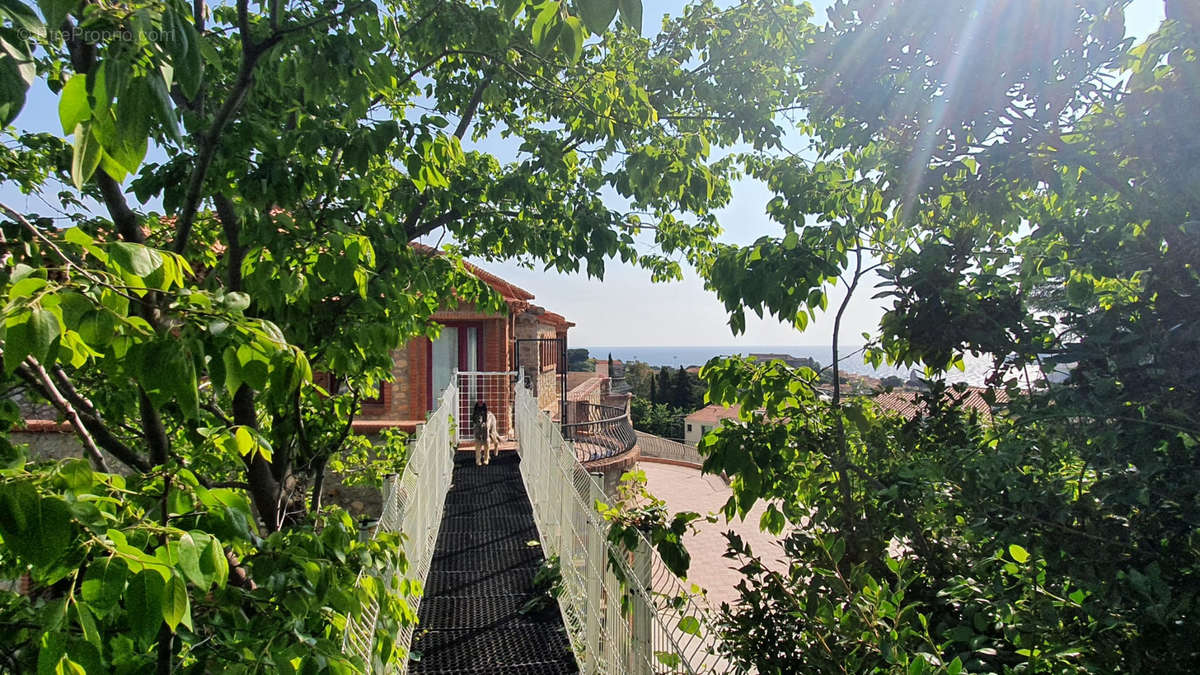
left=359, top=315, right=511, bottom=423
left=406, top=339, right=428, bottom=418
left=354, top=308, right=539, bottom=428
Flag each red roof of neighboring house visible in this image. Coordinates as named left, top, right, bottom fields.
left=685, top=404, right=742, bottom=425
left=873, top=387, right=1009, bottom=421
left=566, top=372, right=600, bottom=392
left=567, top=376, right=604, bottom=401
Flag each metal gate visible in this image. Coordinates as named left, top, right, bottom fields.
left=514, top=336, right=568, bottom=425
left=455, top=371, right=519, bottom=444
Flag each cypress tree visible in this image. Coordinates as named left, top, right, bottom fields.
left=672, top=366, right=692, bottom=409
left=656, top=367, right=672, bottom=406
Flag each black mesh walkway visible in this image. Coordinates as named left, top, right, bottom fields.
left=409, top=452, right=578, bottom=674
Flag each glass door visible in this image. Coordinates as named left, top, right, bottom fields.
left=429, top=324, right=484, bottom=412
left=430, top=328, right=458, bottom=408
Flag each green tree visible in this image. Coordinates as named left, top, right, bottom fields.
left=629, top=396, right=684, bottom=439
left=0, top=0, right=812, bottom=670
left=655, top=366, right=672, bottom=406
left=622, top=359, right=654, bottom=398
left=696, top=2, right=1200, bottom=673
left=567, top=348, right=593, bottom=372
left=671, top=365, right=698, bottom=410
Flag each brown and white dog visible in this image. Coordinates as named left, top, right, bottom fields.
left=470, top=401, right=500, bottom=465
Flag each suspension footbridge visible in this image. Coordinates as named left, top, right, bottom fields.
left=342, top=379, right=718, bottom=673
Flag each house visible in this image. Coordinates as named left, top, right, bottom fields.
left=872, top=387, right=1009, bottom=422
left=684, top=404, right=742, bottom=446
left=352, top=254, right=572, bottom=436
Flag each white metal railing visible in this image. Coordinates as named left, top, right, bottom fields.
left=342, top=381, right=458, bottom=672
left=635, top=431, right=706, bottom=467
left=455, top=371, right=519, bottom=443
left=515, top=384, right=720, bottom=673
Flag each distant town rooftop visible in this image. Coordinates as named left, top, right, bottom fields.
left=685, top=404, right=742, bottom=425
left=873, top=387, right=1009, bottom=421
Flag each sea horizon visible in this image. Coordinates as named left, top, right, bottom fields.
left=580, top=344, right=991, bottom=385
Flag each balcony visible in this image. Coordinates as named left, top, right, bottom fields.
left=562, top=401, right=637, bottom=465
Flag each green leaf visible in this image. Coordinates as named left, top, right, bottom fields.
left=0, top=29, right=36, bottom=125
left=70, top=122, right=101, bottom=189
left=145, top=71, right=181, bottom=144
left=0, top=480, right=74, bottom=569
left=35, top=0, right=73, bottom=36
left=677, top=615, right=701, bottom=636
left=80, top=555, right=128, bottom=616
left=26, top=306, right=61, bottom=363
left=222, top=346, right=242, bottom=394
left=108, top=241, right=162, bottom=277
left=532, top=1, right=560, bottom=48
left=125, top=569, right=165, bottom=645
left=655, top=651, right=682, bottom=668
left=58, top=73, right=89, bottom=133
left=559, top=15, right=584, bottom=62
left=172, top=11, right=204, bottom=99
left=175, top=532, right=206, bottom=589
left=8, top=275, right=47, bottom=301
left=758, top=504, right=786, bottom=535
left=1009, top=543, right=1030, bottom=564
left=0, top=0, right=44, bottom=36
left=161, top=573, right=190, bottom=632
left=200, top=534, right=228, bottom=589
left=37, top=630, right=67, bottom=675
left=578, top=0, right=617, bottom=34
left=500, top=0, right=524, bottom=21
left=234, top=425, right=256, bottom=456
left=617, top=0, right=641, bottom=32
left=74, top=600, right=102, bottom=648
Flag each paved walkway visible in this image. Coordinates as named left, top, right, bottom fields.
left=410, top=452, right=578, bottom=674
left=639, top=461, right=788, bottom=609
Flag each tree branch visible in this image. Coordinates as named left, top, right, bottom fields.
left=95, top=172, right=145, bottom=243
left=17, top=359, right=110, bottom=472
left=48, top=365, right=152, bottom=473
left=140, top=391, right=171, bottom=466
left=171, top=0, right=283, bottom=254
left=213, top=193, right=245, bottom=289
left=830, top=247, right=866, bottom=557
left=402, top=72, right=493, bottom=239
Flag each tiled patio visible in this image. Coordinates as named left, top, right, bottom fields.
left=639, top=461, right=788, bottom=609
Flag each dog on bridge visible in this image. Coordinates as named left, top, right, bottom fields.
left=470, top=400, right=501, bottom=465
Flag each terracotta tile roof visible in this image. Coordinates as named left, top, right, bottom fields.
left=538, top=310, right=575, bottom=328
left=521, top=304, right=575, bottom=328
left=685, top=404, right=742, bottom=425
left=873, top=387, right=1009, bottom=421
left=411, top=243, right=536, bottom=304
left=567, top=376, right=603, bottom=401
left=14, top=419, right=71, bottom=433
left=566, top=372, right=600, bottom=391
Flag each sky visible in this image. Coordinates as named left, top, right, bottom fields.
left=1, top=0, right=1168, bottom=348
left=482, top=0, right=1168, bottom=348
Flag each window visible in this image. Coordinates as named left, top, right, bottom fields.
left=701, top=425, right=711, bottom=435
left=361, top=382, right=387, bottom=406
left=540, top=338, right=559, bottom=371
left=686, top=423, right=693, bottom=432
